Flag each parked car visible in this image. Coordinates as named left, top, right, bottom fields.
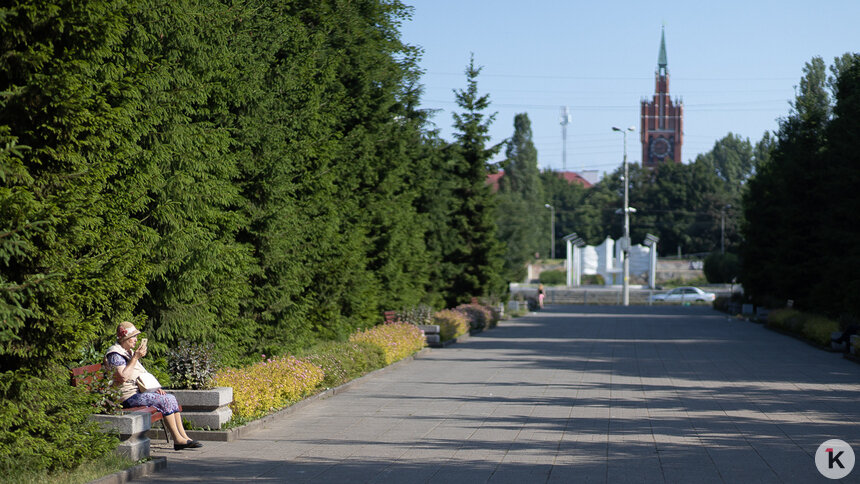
left=649, top=286, right=716, bottom=303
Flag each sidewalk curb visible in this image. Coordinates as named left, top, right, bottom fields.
left=148, top=347, right=433, bottom=442
left=88, top=456, right=166, bottom=484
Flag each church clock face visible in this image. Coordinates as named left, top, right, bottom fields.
left=649, top=137, right=672, bottom=160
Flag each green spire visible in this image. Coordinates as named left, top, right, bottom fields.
left=657, top=26, right=668, bottom=74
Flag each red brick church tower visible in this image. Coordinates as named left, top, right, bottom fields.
left=640, top=27, right=683, bottom=167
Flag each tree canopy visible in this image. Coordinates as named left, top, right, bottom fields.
left=742, top=54, right=860, bottom=314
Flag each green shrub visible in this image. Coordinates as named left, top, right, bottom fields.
left=168, top=341, right=219, bottom=390
left=661, top=276, right=709, bottom=287
left=485, top=304, right=501, bottom=328
left=539, top=270, right=565, bottom=285
left=433, top=309, right=469, bottom=341
left=801, top=314, right=840, bottom=346
left=9, top=452, right=138, bottom=484
left=0, top=368, right=118, bottom=475
left=767, top=308, right=802, bottom=332
left=704, top=252, right=740, bottom=283
left=349, top=322, right=425, bottom=365
left=300, top=341, right=385, bottom=388
left=581, top=274, right=605, bottom=285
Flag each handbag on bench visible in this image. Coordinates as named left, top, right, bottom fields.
left=136, top=372, right=162, bottom=393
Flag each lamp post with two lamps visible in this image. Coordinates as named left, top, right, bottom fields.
left=612, top=126, right=635, bottom=306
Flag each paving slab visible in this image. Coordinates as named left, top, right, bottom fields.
left=143, top=305, right=860, bottom=483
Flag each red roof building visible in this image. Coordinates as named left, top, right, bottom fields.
left=486, top=170, right=593, bottom=192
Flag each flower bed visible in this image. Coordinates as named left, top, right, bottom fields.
left=433, top=309, right=469, bottom=341
left=454, top=303, right=498, bottom=331
left=301, top=341, right=386, bottom=388
left=349, top=322, right=425, bottom=365
left=214, top=356, right=323, bottom=420
left=765, top=308, right=840, bottom=347
left=215, top=322, right=425, bottom=421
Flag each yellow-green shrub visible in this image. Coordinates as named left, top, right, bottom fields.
left=299, top=341, right=386, bottom=388
left=454, top=303, right=494, bottom=331
left=801, top=314, right=840, bottom=346
left=349, top=322, right=425, bottom=365
left=433, top=309, right=469, bottom=341
left=766, top=308, right=802, bottom=332
left=214, top=356, right=324, bottom=419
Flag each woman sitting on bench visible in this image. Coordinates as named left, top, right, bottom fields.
left=105, top=321, right=203, bottom=451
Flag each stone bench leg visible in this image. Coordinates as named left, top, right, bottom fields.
left=90, top=412, right=152, bottom=460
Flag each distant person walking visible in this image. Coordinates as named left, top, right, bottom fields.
left=538, top=284, right=545, bottom=309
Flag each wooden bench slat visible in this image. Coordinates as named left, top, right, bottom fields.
left=70, top=363, right=104, bottom=387
left=70, top=363, right=179, bottom=428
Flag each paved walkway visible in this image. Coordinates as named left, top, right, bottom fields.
left=143, top=305, right=860, bottom=483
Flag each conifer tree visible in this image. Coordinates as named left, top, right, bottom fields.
left=497, top=113, right=543, bottom=280
left=322, top=0, right=432, bottom=318
left=411, top=129, right=457, bottom=307
left=119, top=1, right=256, bottom=361
left=810, top=54, right=860, bottom=314
left=0, top=0, right=151, bottom=471
left=742, top=57, right=832, bottom=308
left=440, top=55, right=506, bottom=304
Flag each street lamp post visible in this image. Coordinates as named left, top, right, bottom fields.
left=721, top=204, right=732, bottom=254
left=544, top=204, right=555, bottom=259
left=612, top=126, right=635, bottom=306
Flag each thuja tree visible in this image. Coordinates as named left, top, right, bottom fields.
left=0, top=0, right=447, bottom=472
left=496, top=113, right=544, bottom=281
left=741, top=54, right=860, bottom=313
left=0, top=0, right=148, bottom=472
left=231, top=0, right=435, bottom=355
left=742, top=57, right=833, bottom=309
left=324, top=0, right=433, bottom=317
left=411, top=130, right=457, bottom=308
left=229, top=1, right=345, bottom=355
left=816, top=54, right=860, bottom=315
left=122, top=1, right=257, bottom=362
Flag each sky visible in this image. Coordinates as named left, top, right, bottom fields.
left=399, top=1, right=860, bottom=178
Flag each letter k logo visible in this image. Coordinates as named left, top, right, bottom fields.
left=817, top=440, right=854, bottom=479
left=827, top=448, right=845, bottom=469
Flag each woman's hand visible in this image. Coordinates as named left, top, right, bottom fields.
left=133, top=341, right=147, bottom=359
left=156, top=388, right=166, bottom=395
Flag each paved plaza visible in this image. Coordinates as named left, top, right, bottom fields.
left=144, top=305, right=860, bottom=483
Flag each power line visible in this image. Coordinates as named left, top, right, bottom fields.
left=422, top=99, right=786, bottom=112
left=424, top=71, right=797, bottom=82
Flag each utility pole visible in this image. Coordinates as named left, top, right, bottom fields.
left=560, top=107, right=571, bottom=171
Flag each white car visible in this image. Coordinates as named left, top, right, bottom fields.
left=650, top=286, right=716, bottom=303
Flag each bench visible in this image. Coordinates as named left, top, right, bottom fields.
left=417, top=324, right=441, bottom=347
left=70, top=362, right=180, bottom=443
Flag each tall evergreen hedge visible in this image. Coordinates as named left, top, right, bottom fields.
left=0, top=0, right=508, bottom=473
left=742, top=54, right=860, bottom=316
